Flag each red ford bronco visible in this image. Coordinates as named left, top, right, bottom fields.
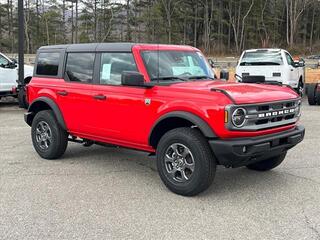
left=25, top=43, right=304, bottom=196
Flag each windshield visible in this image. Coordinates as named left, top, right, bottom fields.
left=240, top=51, right=283, bottom=66
left=141, top=51, right=214, bottom=81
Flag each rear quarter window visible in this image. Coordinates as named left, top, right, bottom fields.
left=36, top=52, right=60, bottom=76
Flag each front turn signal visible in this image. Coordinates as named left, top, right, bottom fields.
left=224, top=110, right=228, bottom=123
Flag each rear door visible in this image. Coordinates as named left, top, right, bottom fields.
left=58, top=52, right=95, bottom=134
left=0, top=54, right=17, bottom=92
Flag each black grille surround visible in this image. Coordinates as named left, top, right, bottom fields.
left=226, top=99, right=301, bottom=131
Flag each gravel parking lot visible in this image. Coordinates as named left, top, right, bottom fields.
left=0, top=98, right=319, bottom=240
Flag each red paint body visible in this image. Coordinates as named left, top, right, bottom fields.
left=27, top=44, right=300, bottom=153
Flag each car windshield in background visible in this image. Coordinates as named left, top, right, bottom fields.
left=240, top=51, right=283, bottom=66
left=141, top=51, right=214, bottom=81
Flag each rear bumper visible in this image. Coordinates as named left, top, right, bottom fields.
left=209, top=125, right=305, bottom=168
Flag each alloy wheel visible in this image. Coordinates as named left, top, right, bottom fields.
left=35, top=121, right=52, bottom=150
left=164, top=143, right=195, bottom=183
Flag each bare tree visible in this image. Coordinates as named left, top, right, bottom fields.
left=286, top=0, right=313, bottom=47
left=200, top=0, right=214, bottom=53
left=160, top=0, right=181, bottom=43
left=227, top=0, right=254, bottom=53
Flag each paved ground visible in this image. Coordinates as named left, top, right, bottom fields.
left=0, top=97, right=319, bottom=240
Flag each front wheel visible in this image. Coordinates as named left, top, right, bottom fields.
left=246, top=152, right=287, bottom=171
left=296, top=80, right=304, bottom=97
left=156, top=128, right=216, bottom=196
left=31, top=110, right=68, bottom=159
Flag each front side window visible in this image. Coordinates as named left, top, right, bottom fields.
left=100, top=53, right=137, bottom=85
left=0, top=54, right=9, bottom=66
left=65, top=53, right=95, bottom=83
left=141, top=51, right=214, bottom=81
left=285, top=53, right=294, bottom=66
left=240, top=51, right=283, bottom=66
left=36, top=52, right=60, bottom=76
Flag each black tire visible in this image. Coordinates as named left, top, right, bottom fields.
left=18, top=88, right=28, bottom=109
left=156, top=127, right=216, bottom=196
left=246, top=152, right=287, bottom=171
left=315, top=85, right=320, bottom=105
left=31, top=110, right=68, bottom=159
left=296, top=79, right=304, bottom=97
left=307, top=83, right=317, bottom=105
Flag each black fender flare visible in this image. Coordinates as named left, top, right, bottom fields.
left=149, top=111, right=217, bottom=146
left=26, top=97, right=66, bottom=130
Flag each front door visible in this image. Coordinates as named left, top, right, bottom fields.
left=89, top=52, right=151, bottom=147
left=285, top=52, right=299, bottom=86
left=0, top=54, right=17, bottom=92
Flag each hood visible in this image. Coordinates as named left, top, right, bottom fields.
left=169, top=80, right=299, bottom=105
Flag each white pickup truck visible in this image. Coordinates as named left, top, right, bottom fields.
left=0, top=52, right=33, bottom=105
left=235, top=49, right=305, bottom=95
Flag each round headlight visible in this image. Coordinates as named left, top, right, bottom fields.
left=232, top=108, right=246, bottom=127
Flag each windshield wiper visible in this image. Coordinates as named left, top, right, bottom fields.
left=151, top=76, right=189, bottom=82
left=187, top=75, right=214, bottom=80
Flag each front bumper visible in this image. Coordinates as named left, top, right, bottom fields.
left=209, top=125, right=305, bottom=168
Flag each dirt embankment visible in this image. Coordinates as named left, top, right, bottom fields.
left=215, top=68, right=319, bottom=83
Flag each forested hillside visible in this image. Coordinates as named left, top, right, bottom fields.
left=0, top=0, right=320, bottom=55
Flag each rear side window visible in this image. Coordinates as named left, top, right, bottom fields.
left=65, top=53, right=95, bottom=83
left=36, top=52, right=60, bottom=76
left=100, top=53, right=137, bottom=85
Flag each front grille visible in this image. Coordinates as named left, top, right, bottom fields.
left=226, top=99, right=301, bottom=131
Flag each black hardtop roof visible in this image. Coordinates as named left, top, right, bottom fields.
left=38, top=43, right=197, bottom=53
left=38, top=43, right=136, bottom=52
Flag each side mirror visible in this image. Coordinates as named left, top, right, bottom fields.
left=293, top=61, right=300, bottom=68
left=11, top=58, right=17, bottom=64
left=121, top=71, right=146, bottom=87
left=298, top=58, right=305, bottom=67
left=220, top=69, right=229, bottom=81
left=208, top=59, right=215, bottom=68
left=0, top=62, right=15, bottom=69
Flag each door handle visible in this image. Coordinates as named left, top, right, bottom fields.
left=57, top=90, right=68, bottom=96
left=93, top=94, right=107, bottom=100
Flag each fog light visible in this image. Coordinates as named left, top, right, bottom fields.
left=242, top=146, right=247, bottom=153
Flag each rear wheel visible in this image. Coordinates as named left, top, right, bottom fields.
left=307, top=83, right=317, bottom=105
left=246, top=152, right=287, bottom=171
left=31, top=110, right=68, bottom=159
left=156, top=127, right=216, bottom=196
